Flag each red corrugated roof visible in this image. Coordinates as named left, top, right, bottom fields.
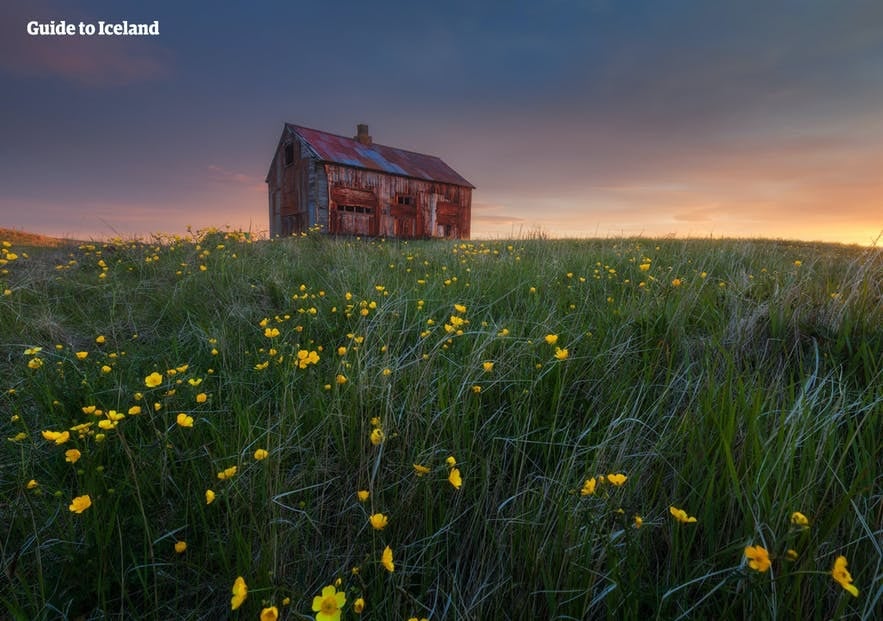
left=286, top=123, right=474, bottom=188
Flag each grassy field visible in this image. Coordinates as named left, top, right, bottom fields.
left=1, top=230, right=880, bottom=620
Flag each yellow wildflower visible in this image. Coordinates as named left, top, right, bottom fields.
left=607, top=473, right=627, bottom=486
left=205, top=489, right=216, bottom=505
left=26, top=479, right=38, bottom=489
left=448, top=467, right=462, bottom=489
left=176, top=413, right=194, bottom=428
left=42, top=430, right=70, bottom=445
left=482, top=361, right=494, bottom=372
left=554, top=347, right=569, bottom=360
left=264, top=327, right=280, bottom=338
left=369, top=428, right=384, bottom=446
left=580, top=477, right=597, bottom=496
left=69, top=494, right=92, bottom=514
left=195, top=392, right=207, bottom=403
left=353, top=597, right=365, bottom=614
left=75, top=351, right=89, bottom=360
left=369, top=513, right=389, bottom=530
left=217, top=465, right=238, bottom=480
left=744, top=545, right=771, bottom=572
left=413, top=463, right=430, bottom=477
left=446, top=455, right=457, bottom=467
left=336, top=374, right=348, bottom=385
left=312, top=584, right=346, bottom=621
left=669, top=506, right=697, bottom=523
left=260, top=606, right=278, bottom=621
left=357, top=490, right=369, bottom=502
left=174, top=541, right=187, bottom=554
left=230, top=576, right=247, bottom=610
left=65, top=449, right=82, bottom=463
left=544, top=334, right=558, bottom=345
left=634, top=515, right=643, bottom=528
left=790, top=511, right=810, bottom=528
left=144, top=372, right=163, bottom=388
left=253, top=448, right=268, bottom=461
left=381, top=545, right=395, bottom=572
left=831, top=555, right=859, bottom=597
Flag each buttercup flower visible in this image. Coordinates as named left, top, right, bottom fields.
left=381, top=545, right=395, bottom=572
left=669, top=506, right=697, bottom=523
left=231, top=576, right=247, bottom=610
left=448, top=467, right=462, bottom=489
left=482, top=361, right=494, bottom=373
left=831, top=555, right=859, bottom=597
left=357, top=489, right=369, bottom=502
left=369, top=428, right=384, bottom=446
left=260, top=606, right=279, bottom=621
left=413, top=463, right=430, bottom=477
left=144, top=372, right=163, bottom=388
left=69, top=494, right=92, bottom=514
left=42, top=430, right=70, bottom=445
left=353, top=597, right=365, bottom=613
left=544, top=334, right=558, bottom=345
left=217, top=465, right=238, bottom=480
left=790, top=511, right=810, bottom=528
left=607, top=473, right=627, bottom=486
left=580, top=477, right=597, bottom=496
left=312, top=584, right=346, bottom=621
left=174, top=541, right=187, bottom=554
left=744, top=545, right=771, bottom=572
left=65, top=448, right=82, bottom=463
left=446, top=455, right=457, bottom=467
left=369, top=513, right=388, bottom=530
left=176, top=413, right=194, bottom=428
left=205, top=489, right=216, bottom=505
left=254, top=448, right=268, bottom=461
left=554, top=347, right=569, bottom=360
left=634, top=515, right=643, bottom=528
left=26, top=479, right=38, bottom=489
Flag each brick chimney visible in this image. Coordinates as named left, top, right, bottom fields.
left=355, top=124, right=372, bottom=145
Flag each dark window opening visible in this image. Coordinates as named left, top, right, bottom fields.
left=284, top=143, right=294, bottom=166
left=338, top=205, right=373, bottom=214
left=396, top=195, right=414, bottom=206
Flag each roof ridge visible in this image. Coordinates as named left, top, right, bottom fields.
left=286, top=123, right=448, bottom=160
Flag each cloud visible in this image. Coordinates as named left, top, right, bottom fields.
left=0, top=2, right=168, bottom=86
left=206, top=165, right=265, bottom=193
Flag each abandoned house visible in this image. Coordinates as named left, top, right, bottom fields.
left=266, top=123, right=474, bottom=238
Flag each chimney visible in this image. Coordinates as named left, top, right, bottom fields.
left=355, top=124, right=372, bottom=145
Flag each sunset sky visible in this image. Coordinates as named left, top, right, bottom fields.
left=2, top=0, right=882, bottom=245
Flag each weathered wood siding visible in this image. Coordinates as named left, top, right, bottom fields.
left=323, top=164, right=471, bottom=239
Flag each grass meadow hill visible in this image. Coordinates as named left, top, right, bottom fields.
left=1, top=229, right=880, bottom=620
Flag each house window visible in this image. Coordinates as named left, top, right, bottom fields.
left=338, top=205, right=373, bottom=214
left=396, top=194, right=414, bottom=206
left=284, top=143, right=294, bottom=166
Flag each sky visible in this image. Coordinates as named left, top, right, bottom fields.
left=1, top=0, right=882, bottom=245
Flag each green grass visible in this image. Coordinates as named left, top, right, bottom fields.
left=1, top=231, right=880, bottom=620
